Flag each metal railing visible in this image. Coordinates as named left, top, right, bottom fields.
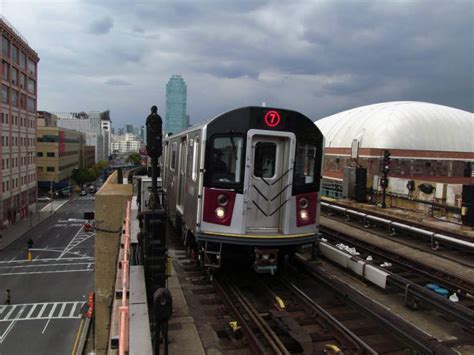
left=118, top=200, right=131, bottom=354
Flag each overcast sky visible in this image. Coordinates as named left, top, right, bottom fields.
left=1, top=0, right=472, bottom=129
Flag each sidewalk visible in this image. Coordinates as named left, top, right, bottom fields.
left=0, top=199, right=69, bottom=251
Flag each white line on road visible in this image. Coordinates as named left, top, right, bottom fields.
left=9, top=257, right=16, bottom=261
left=37, top=304, right=48, bottom=318
left=26, top=304, right=38, bottom=318
left=0, top=256, right=94, bottom=264
left=0, top=269, right=94, bottom=276
left=0, top=262, right=95, bottom=270
left=41, top=318, right=51, bottom=334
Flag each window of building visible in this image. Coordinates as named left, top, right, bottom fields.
left=27, top=58, right=36, bottom=76
left=37, top=167, right=43, bottom=172
left=2, top=85, right=8, bottom=104
left=19, top=72, right=26, bottom=89
left=37, top=152, right=43, bottom=157
left=20, top=52, right=26, bottom=69
left=47, top=152, right=55, bottom=157
left=12, top=45, right=18, bottom=63
left=11, top=68, right=18, bottom=86
left=47, top=167, right=55, bottom=172
left=27, top=97, right=35, bottom=112
left=1, top=61, right=9, bottom=81
left=28, top=79, right=35, bottom=95
left=11, top=90, right=18, bottom=107
left=2, top=36, right=9, bottom=58
left=19, top=94, right=26, bottom=109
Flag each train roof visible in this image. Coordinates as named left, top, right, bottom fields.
left=165, top=106, right=323, bottom=141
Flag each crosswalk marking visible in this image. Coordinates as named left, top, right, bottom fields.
left=4, top=306, right=16, bottom=320
left=26, top=304, right=37, bottom=318
left=48, top=303, right=58, bottom=318
left=69, top=303, right=77, bottom=317
left=37, top=304, right=48, bottom=318
left=0, top=301, right=85, bottom=322
left=78, top=196, right=95, bottom=201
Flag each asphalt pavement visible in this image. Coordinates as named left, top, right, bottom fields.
left=0, top=196, right=96, bottom=354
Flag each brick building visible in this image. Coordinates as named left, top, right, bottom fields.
left=316, top=101, right=473, bottom=208
left=1, top=16, right=39, bottom=227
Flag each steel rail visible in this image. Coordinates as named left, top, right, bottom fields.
left=320, top=228, right=474, bottom=330
left=230, top=283, right=290, bottom=355
left=295, top=254, right=457, bottom=355
left=214, top=278, right=288, bottom=355
left=321, top=201, right=474, bottom=250
left=280, top=278, right=378, bottom=354
left=321, top=227, right=474, bottom=296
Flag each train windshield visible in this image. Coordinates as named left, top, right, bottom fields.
left=210, top=136, right=244, bottom=184
left=294, top=143, right=316, bottom=186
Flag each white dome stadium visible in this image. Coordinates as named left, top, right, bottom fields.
left=315, top=102, right=473, bottom=152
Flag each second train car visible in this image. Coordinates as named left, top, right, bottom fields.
left=162, top=106, right=324, bottom=273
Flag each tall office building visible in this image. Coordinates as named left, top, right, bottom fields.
left=1, top=16, right=39, bottom=227
left=55, top=111, right=106, bottom=162
left=165, top=74, right=188, bottom=134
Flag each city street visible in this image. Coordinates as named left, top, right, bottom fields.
left=0, top=197, right=95, bottom=354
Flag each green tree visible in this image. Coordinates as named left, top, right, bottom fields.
left=126, top=152, right=141, bottom=165
left=72, top=168, right=96, bottom=185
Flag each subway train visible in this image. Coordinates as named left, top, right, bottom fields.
left=162, top=106, right=324, bottom=273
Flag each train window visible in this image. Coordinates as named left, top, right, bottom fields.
left=192, top=137, right=199, bottom=181
left=254, top=142, right=276, bottom=178
left=170, top=142, right=177, bottom=171
left=210, top=136, right=243, bottom=184
left=294, top=143, right=316, bottom=186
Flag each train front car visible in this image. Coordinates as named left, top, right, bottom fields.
left=199, top=106, right=324, bottom=273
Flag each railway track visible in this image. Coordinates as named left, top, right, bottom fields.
left=168, top=222, right=467, bottom=354
left=320, top=201, right=474, bottom=266
left=213, top=267, right=458, bottom=354
left=318, top=226, right=474, bottom=331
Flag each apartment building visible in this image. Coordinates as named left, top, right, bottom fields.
left=1, top=16, right=39, bottom=227
left=36, top=125, right=84, bottom=191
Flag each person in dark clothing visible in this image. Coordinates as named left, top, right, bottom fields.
left=5, top=289, right=11, bottom=305
left=28, top=238, right=34, bottom=249
left=213, top=150, right=227, bottom=173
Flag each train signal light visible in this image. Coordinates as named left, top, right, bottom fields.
left=146, top=106, right=163, bottom=158
left=383, top=150, right=391, bottom=174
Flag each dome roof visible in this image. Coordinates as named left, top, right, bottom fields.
left=315, top=101, right=473, bottom=152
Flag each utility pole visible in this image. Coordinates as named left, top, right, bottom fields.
left=50, top=180, right=54, bottom=213
left=381, top=150, right=391, bottom=208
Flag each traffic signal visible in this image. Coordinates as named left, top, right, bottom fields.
left=383, top=150, right=391, bottom=174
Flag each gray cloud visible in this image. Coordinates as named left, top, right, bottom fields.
left=88, top=16, right=114, bottom=34
left=105, top=79, right=132, bottom=86
left=3, top=0, right=472, bottom=129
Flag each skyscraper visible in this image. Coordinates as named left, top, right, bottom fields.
left=165, top=75, right=188, bottom=134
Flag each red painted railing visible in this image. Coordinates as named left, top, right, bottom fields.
left=119, top=200, right=131, bottom=355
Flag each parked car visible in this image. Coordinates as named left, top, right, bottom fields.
left=38, top=196, right=52, bottom=202
left=80, top=190, right=87, bottom=196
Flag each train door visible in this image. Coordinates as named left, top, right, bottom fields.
left=177, top=137, right=187, bottom=213
left=246, top=132, right=293, bottom=232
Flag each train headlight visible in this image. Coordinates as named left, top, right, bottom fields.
left=217, top=194, right=229, bottom=206
left=299, top=209, right=309, bottom=222
left=299, top=197, right=309, bottom=209
left=215, top=207, right=226, bottom=219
